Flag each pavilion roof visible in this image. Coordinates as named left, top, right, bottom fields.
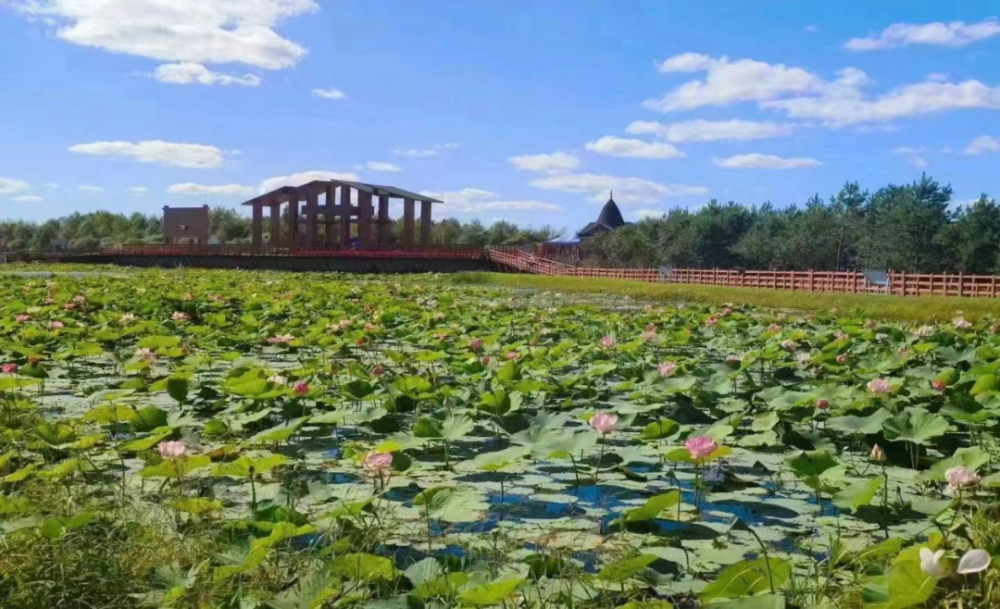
left=241, top=179, right=443, bottom=206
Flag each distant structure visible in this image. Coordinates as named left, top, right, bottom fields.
left=162, top=205, right=210, bottom=245
left=241, top=179, right=442, bottom=253
left=539, top=192, right=627, bottom=258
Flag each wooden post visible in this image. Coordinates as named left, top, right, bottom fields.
left=377, top=194, right=390, bottom=244
left=305, top=187, right=318, bottom=248
left=251, top=201, right=263, bottom=253
left=286, top=190, right=299, bottom=248
left=269, top=200, right=281, bottom=250
left=959, top=272, right=965, bottom=298
left=420, top=200, right=433, bottom=246
left=358, top=190, right=373, bottom=248
left=325, top=184, right=337, bottom=247
left=403, top=198, right=415, bottom=249
left=340, top=186, right=352, bottom=247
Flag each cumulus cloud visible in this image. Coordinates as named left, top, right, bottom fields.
left=69, top=140, right=225, bottom=169
left=258, top=170, right=359, bottom=194
left=14, top=195, right=43, bottom=203
left=530, top=173, right=707, bottom=204
left=0, top=178, right=31, bottom=195
left=964, top=135, right=1000, bottom=155
left=79, top=185, right=105, bottom=192
left=635, top=208, right=667, bottom=219
left=892, top=147, right=928, bottom=168
left=763, top=78, right=1000, bottom=127
left=508, top=152, right=580, bottom=173
left=312, top=88, right=346, bottom=99
left=713, top=153, right=821, bottom=169
left=9, top=0, right=317, bottom=69
left=153, top=62, right=260, bottom=86
left=584, top=136, right=685, bottom=159
left=358, top=162, right=401, bottom=172
left=392, top=143, right=463, bottom=157
left=626, top=119, right=795, bottom=142
left=421, top=188, right=561, bottom=214
left=645, top=53, right=823, bottom=111
left=846, top=19, right=1000, bottom=51
left=129, top=186, right=149, bottom=196
left=169, top=183, right=256, bottom=196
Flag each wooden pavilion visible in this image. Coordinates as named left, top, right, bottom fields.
left=242, top=179, right=442, bottom=253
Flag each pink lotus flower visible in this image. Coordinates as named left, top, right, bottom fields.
left=705, top=316, right=719, bottom=327
left=135, top=348, right=156, bottom=363
left=63, top=303, right=76, bottom=311
left=364, top=322, right=377, bottom=331
left=645, top=323, right=656, bottom=332
left=658, top=362, right=677, bottom=377
left=370, top=365, right=385, bottom=377
left=867, top=378, right=891, bottom=395
left=780, top=339, right=797, bottom=352
left=171, top=312, right=189, bottom=322
left=47, top=321, right=64, bottom=330
left=1, top=363, right=17, bottom=374
left=870, top=444, right=887, bottom=462
left=865, top=319, right=878, bottom=330
left=946, top=466, right=980, bottom=491
left=480, top=356, right=491, bottom=366
left=931, top=380, right=947, bottom=392
left=15, top=314, right=30, bottom=323
left=589, top=411, right=618, bottom=434
left=293, top=382, right=309, bottom=396
left=600, top=335, right=616, bottom=349
left=469, top=338, right=483, bottom=350
left=835, top=330, right=849, bottom=341
left=267, top=334, right=295, bottom=345
left=768, top=323, right=783, bottom=333
left=157, top=440, right=188, bottom=459
left=719, top=307, right=733, bottom=317
left=836, top=353, right=848, bottom=364
left=504, top=351, right=518, bottom=361
left=953, top=317, right=973, bottom=329
left=362, top=451, right=393, bottom=474
left=815, top=398, right=829, bottom=411
left=685, top=436, right=718, bottom=460
left=642, top=331, right=657, bottom=341
left=119, top=313, right=136, bottom=324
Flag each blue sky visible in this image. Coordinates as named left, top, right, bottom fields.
left=2, top=1, right=1000, bottom=233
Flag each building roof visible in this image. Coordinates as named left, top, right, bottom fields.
left=241, top=179, right=443, bottom=206
left=544, top=233, right=581, bottom=245
left=576, top=192, right=627, bottom=237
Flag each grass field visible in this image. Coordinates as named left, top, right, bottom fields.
left=451, top=272, right=1000, bottom=323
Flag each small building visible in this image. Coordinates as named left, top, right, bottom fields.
left=163, top=205, right=211, bottom=245
left=577, top=192, right=627, bottom=239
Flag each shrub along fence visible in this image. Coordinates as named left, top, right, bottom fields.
left=486, top=247, right=1000, bottom=298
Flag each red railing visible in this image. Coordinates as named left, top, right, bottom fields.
left=485, top=248, right=1000, bottom=299
left=101, top=244, right=484, bottom=260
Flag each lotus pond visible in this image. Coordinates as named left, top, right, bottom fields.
left=2, top=268, right=1000, bottom=608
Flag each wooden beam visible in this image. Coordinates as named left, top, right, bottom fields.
left=403, top=198, right=415, bottom=250
left=358, top=190, right=373, bottom=248
left=287, top=189, right=299, bottom=247
left=420, top=200, right=433, bottom=246
left=305, top=188, right=319, bottom=248
left=340, top=186, right=352, bottom=247
left=251, top=201, right=263, bottom=253
left=269, top=200, right=281, bottom=249
left=377, top=194, right=390, bottom=244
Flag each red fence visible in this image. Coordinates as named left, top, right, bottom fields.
left=101, top=244, right=484, bottom=260
left=486, top=248, right=1000, bottom=299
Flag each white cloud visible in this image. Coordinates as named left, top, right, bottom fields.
left=153, top=62, right=260, bottom=86
left=584, top=136, right=685, bottom=159
left=79, top=185, right=105, bottom=192
left=892, top=147, right=928, bottom=168
left=312, top=87, right=346, bottom=99
left=169, top=182, right=256, bottom=196
left=646, top=53, right=824, bottom=111
left=420, top=188, right=560, bottom=213
left=69, top=140, right=225, bottom=168
left=764, top=78, right=1000, bottom=127
left=10, top=0, right=318, bottom=69
left=508, top=152, right=580, bottom=173
left=0, top=178, right=31, bottom=195
left=803, top=25, right=819, bottom=34
left=258, top=170, right=359, bottom=194
left=14, top=195, right=43, bottom=203
left=393, top=148, right=437, bottom=157
left=964, top=135, right=1000, bottom=155
left=130, top=186, right=149, bottom=196
left=846, top=19, right=1000, bottom=51
left=43, top=183, right=59, bottom=189
left=635, top=208, right=667, bottom=219
left=358, top=161, right=401, bottom=172
left=713, top=153, right=821, bottom=169
left=530, top=173, right=707, bottom=204
left=626, top=119, right=795, bottom=142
